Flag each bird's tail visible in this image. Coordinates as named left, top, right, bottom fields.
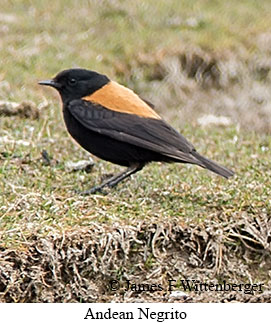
left=191, top=151, right=234, bottom=179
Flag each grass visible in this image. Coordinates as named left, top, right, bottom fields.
left=1, top=0, right=271, bottom=94
left=1, top=119, right=270, bottom=248
left=0, top=0, right=271, bottom=302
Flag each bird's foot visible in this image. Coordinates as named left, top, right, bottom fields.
left=78, top=185, right=108, bottom=195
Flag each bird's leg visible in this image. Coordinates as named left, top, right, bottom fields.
left=81, top=162, right=144, bottom=195
left=107, top=163, right=144, bottom=188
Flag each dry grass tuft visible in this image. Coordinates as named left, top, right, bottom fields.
left=116, top=45, right=271, bottom=133
left=1, top=212, right=270, bottom=303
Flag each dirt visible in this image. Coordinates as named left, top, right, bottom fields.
left=1, top=213, right=270, bottom=303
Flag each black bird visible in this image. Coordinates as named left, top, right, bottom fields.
left=39, top=68, right=234, bottom=194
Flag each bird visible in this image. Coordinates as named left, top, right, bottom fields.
left=39, top=68, right=234, bottom=194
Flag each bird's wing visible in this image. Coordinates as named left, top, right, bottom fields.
left=67, top=100, right=201, bottom=165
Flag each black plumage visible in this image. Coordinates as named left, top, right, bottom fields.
left=39, top=68, right=234, bottom=194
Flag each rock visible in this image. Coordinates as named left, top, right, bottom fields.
left=65, top=158, right=95, bottom=173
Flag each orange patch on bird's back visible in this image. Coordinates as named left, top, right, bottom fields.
left=83, top=81, right=161, bottom=119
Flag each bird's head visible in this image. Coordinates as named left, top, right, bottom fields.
left=39, top=68, right=109, bottom=103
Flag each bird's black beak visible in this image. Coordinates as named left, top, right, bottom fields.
left=38, top=79, right=62, bottom=89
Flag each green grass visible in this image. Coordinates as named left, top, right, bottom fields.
left=0, top=0, right=271, bottom=251
left=1, top=0, right=271, bottom=95
left=1, top=114, right=270, bottom=248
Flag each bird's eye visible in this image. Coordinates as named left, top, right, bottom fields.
left=68, top=78, right=77, bottom=86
